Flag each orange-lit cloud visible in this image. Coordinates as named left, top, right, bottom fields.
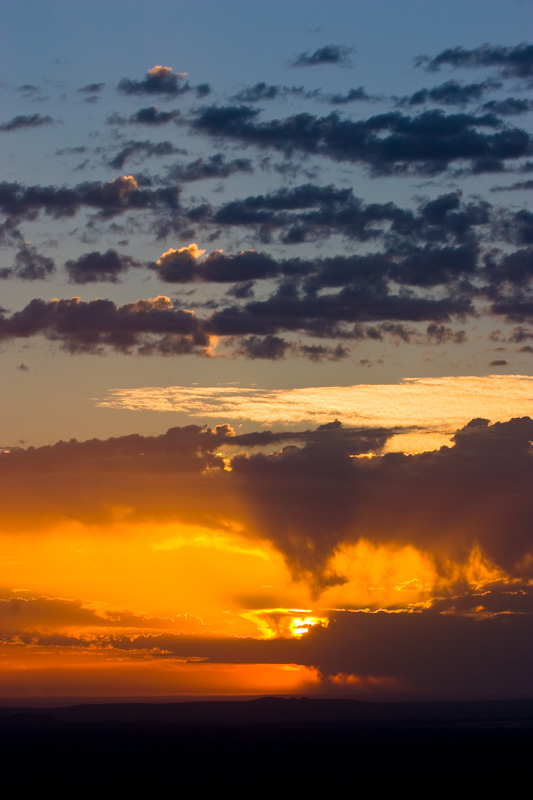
left=98, top=375, right=533, bottom=451
left=0, top=415, right=531, bottom=697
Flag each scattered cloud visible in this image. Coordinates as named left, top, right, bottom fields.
left=292, top=44, right=354, bottom=68
left=417, top=42, right=533, bottom=80
left=0, top=114, right=54, bottom=132
left=117, top=65, right=191, bottom=96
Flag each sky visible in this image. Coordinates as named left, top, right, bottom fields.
left=0, top=0, right=532, bottom=700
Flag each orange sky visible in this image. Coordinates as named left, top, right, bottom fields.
left=1, top=415, right=532, bottom=698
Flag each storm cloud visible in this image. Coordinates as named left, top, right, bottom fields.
left=1, top=418, right=531, bottom=592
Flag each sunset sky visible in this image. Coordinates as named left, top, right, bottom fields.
left=0, top=0, right=532, bottom=700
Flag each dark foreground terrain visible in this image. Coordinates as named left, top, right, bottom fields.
left=1, top=697, right=531, bottom=787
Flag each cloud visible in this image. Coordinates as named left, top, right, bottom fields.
left=235, top=334, right=289, bottom=360
left=0, top=283, right=474, bottom=354
left=117, top=65, right=191, bottom=96
left=0, top=114, right=54, bottom=132
left=0, top=295, right=209, bottom=355
left=206, top=185, right=492, bottom=248
left=0, top=175, right=180, bottom=221
left=491, top=179, right=533, bottom=192
left=399, top=79, right=500, bottom=107
left=300, top=609, right=533, bottom=695
left=482, top=97, right=533, bottom=116
left=165, top=154, right=253, bottom=183
left=128, top=105, right=180, bottom=125
left=154, top=247, right=277, bottom=284
left=108, top=106, right=181, bottom=126
left=205, top=284, right=472, bottom=342
left=77, top=83, right=105, bottom=93
left=97, top=377, right=533, bottom=435
left=0, top=594, right=205, bottom=636
left=0, top=244, right=55, bottom=281
left=327, top=87, right=374, bottom=104
left=0, top=418, right=531, bottom=595
left=232, top=83, right=313, bottom=103
left=65, top=249, right=137, bottom=283
left=417, top=42, right=533, bottom=80
left=292, top=45, right=354, bottom=68
left=192, top=105, right=532, bottom=176
left=107, top=140, right=180, bottom=169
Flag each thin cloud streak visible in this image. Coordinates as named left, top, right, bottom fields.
left=98, top=375, right=533, bottom=443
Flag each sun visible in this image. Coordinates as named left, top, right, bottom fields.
left=289, top=616, right=328, bottom=638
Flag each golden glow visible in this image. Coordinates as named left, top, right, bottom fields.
left=153, top=526, right=271, bottom=562
left=0, top=646, right=321, bottom=698
left=383, top=431, right=452, bottom=454
left=322, top=540, right=438, bottom=609
left=157, top=243, right=206, bottom=265
left=98, top=375, right=533, bottom=453
left=0, top=521, right=297, bottom=627
left=289, top=615, right=329, bottom=638
left=437, top=547, right=506, bottom=593
left=110, top=174, right=138, bottom=194
left=0, top=512, right=524, bottom=696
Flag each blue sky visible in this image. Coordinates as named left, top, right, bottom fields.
left=1, top=0, right=532, bottom=445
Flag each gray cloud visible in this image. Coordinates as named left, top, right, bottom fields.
left=0, top=114, right=54, bottom=132
left=292, top=45, right=354, bottom=68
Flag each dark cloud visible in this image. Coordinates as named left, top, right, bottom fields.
left=496, top=209, right=533, bottom=246
left=0, top=176, right=180, bottom=221
left=3, top=607, right=530, bottom=696
left=0, top=296, right=208, bottom=355
left=509, top=325, right=533, bottom=342
left=55, top=145, right=87, bottom=156
left=229, top=417, right=533, bottom=585
left=117, top=65, right=192, bottom=96
left=232, top=83, right=310, bottom=103
left=129, top=105, right=180, bottom=125
left=0, top=244, right=55, bottom=281
left=490, top=297, right=533, bottom=324
left=206, top=288, right=472, bottom=342
left=327, top=87, right=373, bottom=104
left=399, top=79, right=499, bottom=107
left=108, top=106, right=181, bottom=126
left=417, top=42, right=533, bottom=79
left=491, top=179, right=533, bottom=192
left=209, top=185, right=491, bottom=246
left=65, top=249, right=137, bottom=283
left=1, top=418, right=531, bottom=596
left=155, top=248, right=279, bottom=284
left=0, top=114, right=54, bottom=132
left=165, top=154, right=253, bottom=183
left=235, top=334, right=289, bottom=360
left=482, top=97, right=533, bottom=116
left=292, top=44, right=354, bottom=68
left=294, top=342, right=349, bottom=361
left=78, top=83, right=105, bottom=93
left=195, top=83, right=211, bottom=98
left=425, top=323, right=467, bottom=344
left=303, top=610, right=533, bottom=695
left=108, top=140, right=180, bottom=169
left=483, top=247, right=533, bottom=287
left=192, top=105, right=532, bottom=175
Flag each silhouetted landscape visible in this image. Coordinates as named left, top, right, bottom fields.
left=1, top=696, right=531, bottom=783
